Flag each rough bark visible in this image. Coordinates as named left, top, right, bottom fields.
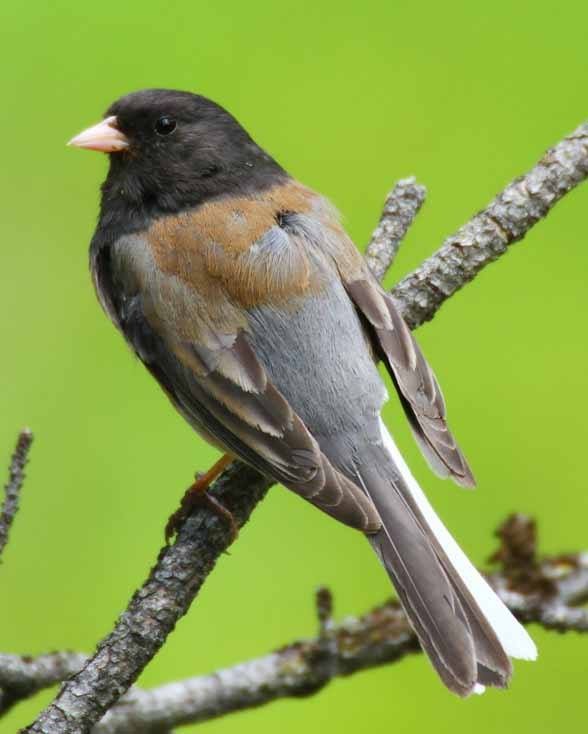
left=393, top=122, right=588, bottom=329
left=364, top=176, right=427, bottom=280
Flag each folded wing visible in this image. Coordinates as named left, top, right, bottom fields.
left=93, top=229, right=381, bottom=534
left=345, top=276, right=475, bottom=488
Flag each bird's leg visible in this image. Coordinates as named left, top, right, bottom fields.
left=165, top=453, right=237, bottom=543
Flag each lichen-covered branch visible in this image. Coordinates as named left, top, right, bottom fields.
left=94, top=517, right=588, bottom=734
left=364, top=176, right=427, bottom=280
left=0, top=652, right=86, bottom=717
left=23, top=463, right=273, bottom=734
left=5, top=516, right=587, bottom=733
left=23, top=122, right=588, bottom=734
left=392, top=122, right=588, bottom=328
left=0, top=429, right=33, bottom=560
left=487, top=514, right=588, bottom=632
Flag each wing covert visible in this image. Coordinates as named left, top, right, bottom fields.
left=96, top=226, right=381, bottom=533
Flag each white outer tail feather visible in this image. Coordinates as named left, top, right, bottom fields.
left=378, top=417, right=537, bottom=663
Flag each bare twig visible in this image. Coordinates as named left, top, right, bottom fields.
left=487, top=515, right=588, bottom=633
left=0, top=653, right=86, bottom=716
left=0, top=429, right=33, bottom=560
left=393, top=122, right=588, bottom=328
left=24, top=122, right=588, bottom=734
left=5, top=517, right=588, bottom=733
left=364, top=176, right=427, bottom=280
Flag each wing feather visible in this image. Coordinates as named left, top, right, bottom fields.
left=345, top=277, right=475, bottom=488
left=95, top=234, right=381, bottom=533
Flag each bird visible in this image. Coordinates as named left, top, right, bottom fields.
left=69, top=88, right=537, bottom=696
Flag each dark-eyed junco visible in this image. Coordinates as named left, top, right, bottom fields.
left=69, top=89, right=536, bottom=696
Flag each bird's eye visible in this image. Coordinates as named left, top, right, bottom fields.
left=155, top=116, right=177, bottom=136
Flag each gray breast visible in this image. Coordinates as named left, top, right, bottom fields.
left=246, top=277, right=386, bottom=439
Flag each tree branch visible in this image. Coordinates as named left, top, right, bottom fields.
left=364, top=176, right=427, bottom=280
left=393, top=122, right=588, bottom=328
left=93, top=517, right=588, bottom=734
left=0, top=429, right=33, bottom=560
left=23, top=121, right=588, bottom=733
left=22, top=464, right=272, bottom=734
left=5, top=516, right=587, bottom=732
left=0, top=653, right=86, bottom=717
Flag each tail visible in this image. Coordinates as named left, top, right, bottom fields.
left=356, top=419, right=537, bottom=696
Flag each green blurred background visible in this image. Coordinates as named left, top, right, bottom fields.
left=1, top=0, right=587, bottom=731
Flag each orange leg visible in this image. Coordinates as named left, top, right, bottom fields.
left=165, top=453, right=237, bottom=543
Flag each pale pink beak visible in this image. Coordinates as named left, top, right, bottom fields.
left=67, top=115, right=129, bottom=153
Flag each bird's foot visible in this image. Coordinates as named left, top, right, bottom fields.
left=165, top=454, right=237, bottom=543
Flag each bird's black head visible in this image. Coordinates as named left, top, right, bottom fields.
left=70, top=89, right=288, bottom=231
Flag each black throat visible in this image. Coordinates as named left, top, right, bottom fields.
left=92, top=150, right=289, bottom=251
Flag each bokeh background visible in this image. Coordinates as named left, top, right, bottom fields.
left=1, top=1, right=587, bottom=731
